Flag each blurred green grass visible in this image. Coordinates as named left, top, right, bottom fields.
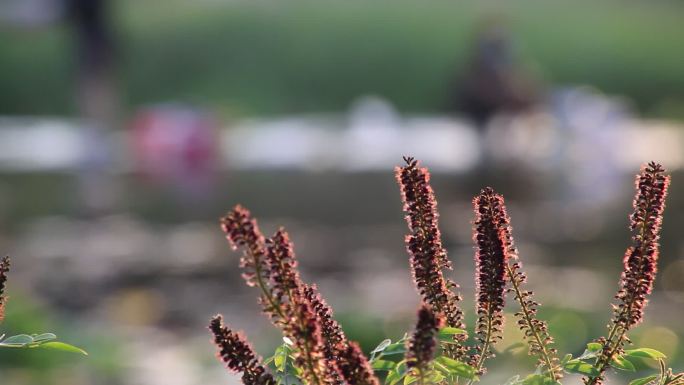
left=0, top=0, right=682, bottom=119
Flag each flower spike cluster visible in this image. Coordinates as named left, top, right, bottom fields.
left=286, top=298, right=337, bottom=385
left=209, top=315, right=276, bottom=385
left=396, top=156, right=466, bottom=359
left=0, top=256, right=10, bottom=324
left=484, top=189, right=562, bottom=380
left=301, top=284, right=349, bottom=385
left=336, top=342, right=381, bottom=385
left=470, top=188, right=509, bottom=373
left=221, top=206, right=286, bottom=324
left=585, top=162, right=670, bottom=385
left=301, top=284, right=347, bottom=357
left=213, top=158, right=674, bottom=385
left=219, top=205, right=378, bottom=385
left=266, top=229, right=303, bottom=310
left=406, top=305, right=442, bottom=373
left=620, top=162, right=669, bottom=327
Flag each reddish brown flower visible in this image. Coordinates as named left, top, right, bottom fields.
left=586, top=162, right=671, bottom=385
left=285, top=297, right=338, bottom=385
left=221, top=206, right=293, bottom=327
left=221, top=205, right=270, bottom=289
left=301, top=284, right=347, bottom=358
left=220, top=208, right=348, bottom=385
left=396, top=157, right=466, bottom=359
left=0, top=256, right=9, bottom=324
left=336, top=341, right=380, bottom=385
left=482, top=189, right=561, bottom=380
left=470, top=188, right=508, bottom=373
left=266, top=229, right=303, bottom=308
left=406, top=305, right=443, bottom=371
left=209, top=315, right=276, bottom=385
left=618, top=162, right=670, bottom=327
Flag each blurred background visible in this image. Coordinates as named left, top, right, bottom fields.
left=0, top=0, right=682, bottom=384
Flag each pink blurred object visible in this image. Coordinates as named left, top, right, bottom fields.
left=130, top=104, right=219, bottom=197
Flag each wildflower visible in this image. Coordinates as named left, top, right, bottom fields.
left=285, top=298, right=338, bottom=385
left=0, top=256, right=9, bottom=324
left=221, top=205, right=270, bottom=289
left=221, top=206, right=292, bottom=326
left=300, top=283, right=350, bottom=385
left=336, top=342, right=380, bottom=385
left=585, top=162, right=670, bottom=385
left=301, top=284, right=347, bottom=358
left=396, top=157, right=466, bottom=359
left=486, top=189, right=561, bottom=380
left=470, top=188, right=508, bottom=373
left=209, top=315, right=276, bottom=385
left=266, top=229, right=303, bottom=307
left=406, top=305, right=442, bottom=373
left=619, top=162, right=669, bottom=327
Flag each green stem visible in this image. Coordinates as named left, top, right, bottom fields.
left=466, top=310, right=494, bottom=385
left=587, top=174, right=657, bottom=385
left=253, top=251, right=288, bottom=321
left=506, top=263, right=559, bottom=381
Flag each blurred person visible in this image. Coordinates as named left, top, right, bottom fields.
left=449, top=16, right=542, bottom=127
left=68, top=0, right=120, bottom=214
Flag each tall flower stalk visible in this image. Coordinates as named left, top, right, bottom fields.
left=220, top=206, right=377, bottom=385
left=221, top=206, right=287, bottom=325
left=406, top=305, right=442, bottom=385
left=482, top=188, right=562, bottom=380
left=585, top=162, right=670, bottom=385
left=220, top=207, right=332, bottom=385
left=396, top=157, right=467, bottom=360
left=336, top=342, right=380, bottom=385
left=469, top=188, right=509, bottom=376
left=0, top=256, right=9, bottom=324
left=209, top=315, right=276, bottom=385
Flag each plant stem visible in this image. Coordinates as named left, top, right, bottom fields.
left=252, top=251, right=288, bottom=321
left=587, top=180, right=655, bottom=385
left=505, top=263, right=559, bottom=382
left=466, top=310, right=494, bottom=385
left=252, top=250, right=324, bottom=385
left=417, top=367, right=425, bottom=385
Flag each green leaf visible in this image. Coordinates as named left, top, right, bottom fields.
left=426, top=370, right=445, bottom=383
left=36, top=342, right=88, bottom=355
left=586, top=343, right=603, bottom=352
left=381, top=343, right=407, bottom=356
left=433, top=360, right=452, bottom=376
left=395, top=360, right=408, bottom=376
left=521, top=374, right=560, bottom=385
left=385, top=370, right=403, bottom=385
left=611, top=356, right=636, bottom=372
left=438, top=327, right=466, bottom=338
left=438, top=328, right=466, bottom=344
left=1, top=334, right=34, bottom=346
left=274, top=353, right=286, bottom=371
left=31, top=333, right=57, bottom=343
left=403, top=374, right=418, bottom=385
left=563, top=359, right=600, bottom=376
left=371, top=339, right=392, bottom=355
left=561, top=354, right=573, bottom=365
left=629, top=375, right=658, bottom=385
left=435, top=356, right=477, bottom=380
left=372, top=360, right=396, bottom=371
left=577, top=348, right=600, bottom=360
left=624, top=348, right=667, bottom=360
